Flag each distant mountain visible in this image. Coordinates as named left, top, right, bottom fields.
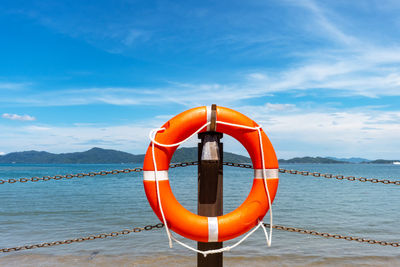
left=0, top=147, right=397, bottom=164
left=0, top=147, right=143, bottom=164
left=327, top=157, right=371, bottom=163
left=278, top=156, right=347, bottom=164
left=0, top=147, right=251, bottom=164
left=364, top=159, right=400, bottom=164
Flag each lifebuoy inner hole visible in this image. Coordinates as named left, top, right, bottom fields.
left=169, top=134, right=254, bottom=215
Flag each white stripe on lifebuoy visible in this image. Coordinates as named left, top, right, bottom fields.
left=143, top=170, right=169, bottom=181
left=254, top=169, right=279, bottom=179
left=208, top=217, right=219, bottom=242
left=206, top=105, right=212, bottom=131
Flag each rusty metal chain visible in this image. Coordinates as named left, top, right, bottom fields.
left=0, top=162, right=198, bottom=185
left=223, top=162, right=400, bottom=185
left=0, top=167, right=143, bottom=184
left=0, top=223, right=164, bottom=253
left=265, top=223, right=400, bottom=247
left=278, top=168, right=400, bottom=185
left=2, top=161, right=399, bottom=185
left=2, top=222, right=397, bottom=253
left=1, top=161, right=398, bottom=253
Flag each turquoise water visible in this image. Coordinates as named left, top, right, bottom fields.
left=0, top=163, right=399, bottom=266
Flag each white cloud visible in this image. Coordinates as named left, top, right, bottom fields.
left=26, top=125, right=50, bottom=131
left=0, top=105, right=398, bottom=160
left=1, top=85, right=262, bottom=108
left=247, top=73, right=268, bottom=81
left=4, top=40, right=400, bottom=108
left=2, top=113, right=36, bottom=121
left=264, top=103, right=296, bottom=111
left=0, top=123, right=150, bottom=154
left=235, top=105, right=400, bottom=159
left=1, top=3, right=400, bottom=108
left=122, top=29, right=150, bottom=46
left=0, top=152, right=5, bottom=156
left=241, top=45, right=400, bottom=98
left=294, top=0, right=358, bottom=46
left=0, top=82, right=30, bottom=90
left=1, top=0, right=399, bottom=161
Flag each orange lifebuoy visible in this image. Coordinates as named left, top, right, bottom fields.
left=143, top=106, right=279, bottom=242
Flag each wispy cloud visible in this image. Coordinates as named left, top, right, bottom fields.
left=2, top=113, right=36, bottom=121
left=235, top=104, right=400, bottom=159
left=245, top=50, right=400, bottom=98
left=0, top=116, right=204, bottom=154
left=0, top=85, right=262, bottom=108
left=0, top=104, right=398, bottom=159
left=264, top=103, right=297, bottom=111
left=2, top=1, right=400, bottom=160
left=2, top=56, right=400, bottom=108
left=4, top=1, right=399, bottom=104
left=293, top=0, right=358, bottom=46
left=0, top=123, right=150, bottom=153
left=0, top=82, right=31, bottom=90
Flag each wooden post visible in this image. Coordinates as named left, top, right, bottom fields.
left=197, top=131, right=223, bottom=267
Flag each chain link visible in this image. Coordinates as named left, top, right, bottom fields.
left=169, top=161, right=198, bottom=168
left=222, top=162, right=400, bottom=185
left=265, top=223, right=400, bottom=247
left=223, top=162, right=252, bottom=169
left=2, top=161, right=399, bottom=186
left=0, top=223, right=164, bottom=253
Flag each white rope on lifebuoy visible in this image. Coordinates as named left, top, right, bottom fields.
left=148, top=120, right=273, bottom=256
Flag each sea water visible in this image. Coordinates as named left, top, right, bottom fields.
left=0, top=163, right=399, bottom=266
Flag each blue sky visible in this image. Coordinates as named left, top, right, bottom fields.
left=1, top=0, right=400, bottom=159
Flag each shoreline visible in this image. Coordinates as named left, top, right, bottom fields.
left=2, top=253, right=400, bottom=267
